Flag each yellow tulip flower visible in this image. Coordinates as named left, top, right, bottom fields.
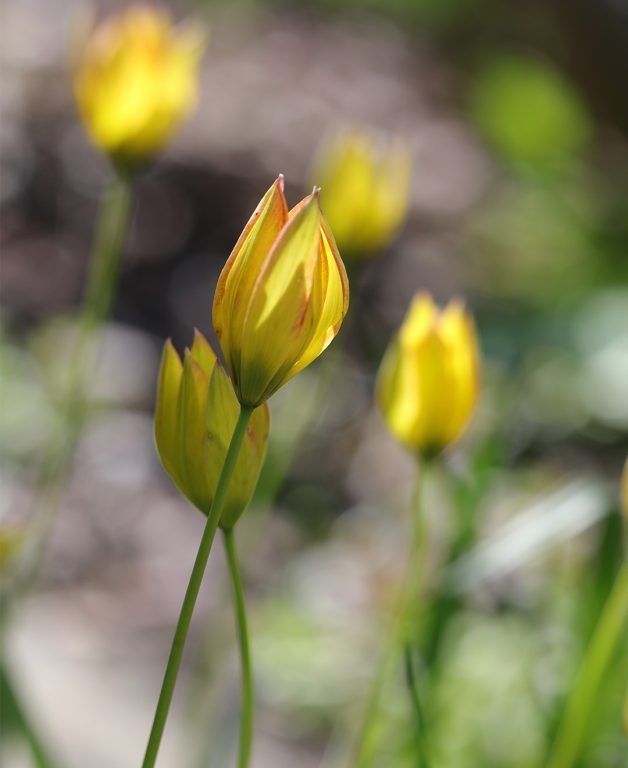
left=310, top=129, right=411, bottom=258
left=213, top=175, right=350, bottom=408
left=154, top=330, right=269, bottom=529
left=377, top=293, right=480, bottom=457
left=74, top=6, right=204, bottom=166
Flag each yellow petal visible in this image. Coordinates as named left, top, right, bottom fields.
left=213, top=176, right=289, bottom=378
left=436, top=301, right=480, bottom=446
left=154, top=339, right=183, bottom=486
left=190, top=327, right=217, bottom=376
left=285, top=216, right=349, bottom=381
left=236, top=193, right=322, bottom=405
left=177, top=350, right=212, bottom=512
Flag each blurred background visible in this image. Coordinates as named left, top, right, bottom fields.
left=1, top=0, right=627, bottom=767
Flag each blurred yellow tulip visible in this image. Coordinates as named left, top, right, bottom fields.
left=74, top=5, right=204, bottom=166
left=154, top=331, right=269, bottom=528
left=213, top=175, right=350, bottom=407
left=311, top=129, right=411, bottom=258
left=377, top=293, right=480, bottom=457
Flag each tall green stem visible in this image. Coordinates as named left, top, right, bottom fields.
left=142, top=406, right=254, bottom=768
left=546, top=561, right=628, bottom=768
left=223, top=527, right=254, bottom=768
left=17, top=172, right=134, bottom=592
left=352, top=460, right=430, bottom=767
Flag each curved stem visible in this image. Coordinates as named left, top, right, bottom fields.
left=546, top=560, right=628, bottom=768
left=352, top=460, right=430, bottom=767
left=223, top=527, right=254, bottom=768
left=142, top=406, right=254, bottom=768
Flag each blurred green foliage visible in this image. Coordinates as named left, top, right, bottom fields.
left=471, top=55, right=592, bottom=175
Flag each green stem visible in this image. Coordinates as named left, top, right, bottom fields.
left=16, top=172, right=134, bottom=593
left=546, top=560, right=628, bottom=768
left=352, top=461, right=429, bottom=767
left=403, top=643, right=429, bottom=767
left=0, top=657, right=57, bottom=768
left=223, top=527, right=254, bottom=768
left=46, top=171, right=134, bottom=479
left=142, top=406, right=254, bottom=768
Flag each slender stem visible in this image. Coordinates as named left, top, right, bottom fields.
left=16, top=172, right=134, bottom=593
left=0, top=657, right=57, bottom=768
left=352, top=460, right=430, bottom=767
left=403, top=643, right=429, bottom=767
left=142, top=406, right=254, bottom=768
left=223, top=527, right=254, bottom=768
left=546, top=561, right=628, bottom=768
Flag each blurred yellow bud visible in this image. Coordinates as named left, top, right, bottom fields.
left=74, top=5, right=204, bottom=167
left=310, top=129, right=412, bottom=258
left=377, top=293, right=480, bottom=457
left=154, top=331, right=269, bottom=529
left=0, top=523, right=28, bottom=575
left=213, top=175, right=349, bottom=407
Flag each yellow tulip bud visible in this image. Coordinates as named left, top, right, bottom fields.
left=310, top=129, right=412, bottom=258
left=73, top=6, right=204, bottom=167
left=213, top=175, right=350, bottom=407
left=377, top=293, right=480, bottom=457
left=154, top=331, right=269, bottom=528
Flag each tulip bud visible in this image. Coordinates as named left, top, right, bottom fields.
left=213, top=175, right=349, bottom=407
left=377, top=293, right=480, bottom=457
left=310, top=129, right=411, bottom=258
left=73, top=6, right=204, bottom=169
left=154, top=331, right=269, bottom=528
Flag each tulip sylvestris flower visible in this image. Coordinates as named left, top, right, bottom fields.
left=377, top=293, right=480, bottom=457
left=74, top=6, right=204, bottom=167
left=155, top=331, right=269, bottom=529
left=213, top=176, right=349, bottom=408
left=310, top=130, right=411, bottom=258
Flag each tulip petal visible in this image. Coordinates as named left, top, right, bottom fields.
left=213, top=176, right=289, bottom=378
left=190, top=327, right=217, bottom=376
left=236, top=194, right=322, bottom=404
left=285, top=217, right=349, bottom=381
left=177, top=350, right=212, bottom=513
left=155, top=339, right=183, bottom=487
left=437, top=301, right=480, bottom=445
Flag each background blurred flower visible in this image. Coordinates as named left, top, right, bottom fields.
left=310, top=129, right=412, bottom=258
left=213, top=175, right=349, bottom=407
left=377, top=292, right=480, bottom=457
left=155, top=330, right=269, bottom=528
left=73, top=5, right=204, bottom=167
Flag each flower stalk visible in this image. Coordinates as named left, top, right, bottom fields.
left=546, top=561, right=628, bottom=768
left=353, top=461, right=430, bottom=767
left=223, top=527, right=254, bottom=768
left=20, top=171, right=134, bottom=593
left=142, top=405, right=254, bottom=768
